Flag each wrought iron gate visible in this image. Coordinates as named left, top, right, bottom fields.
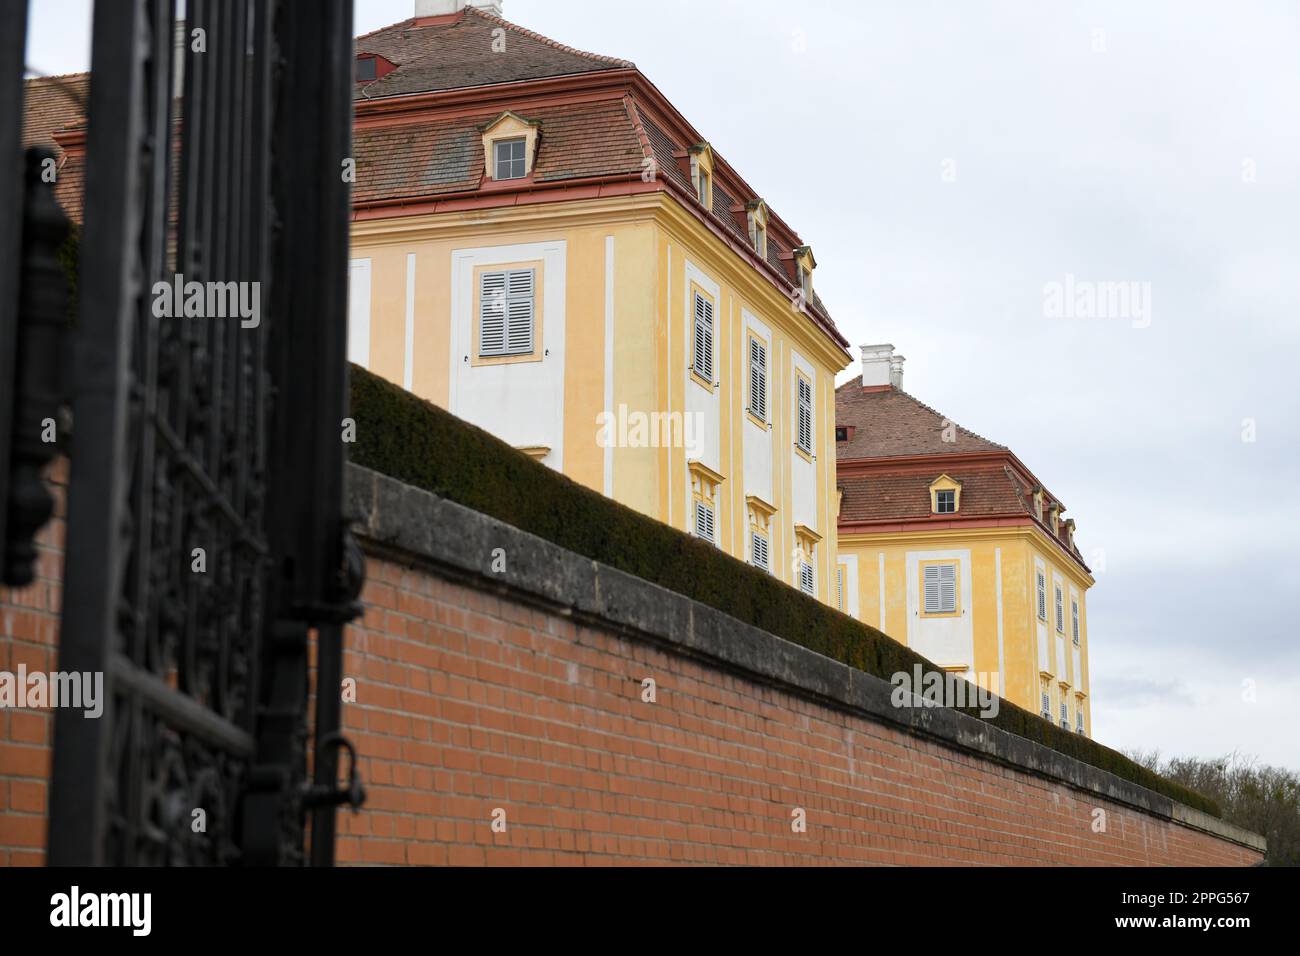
left=0, top=0, right=364, bottom=865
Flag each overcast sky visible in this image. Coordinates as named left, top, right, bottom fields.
left=26, top=0, right=1299, bottom=769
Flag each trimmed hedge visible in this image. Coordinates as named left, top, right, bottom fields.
left=348, top=364, right=1221, bottom=819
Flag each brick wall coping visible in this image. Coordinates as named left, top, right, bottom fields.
left=344, top=463, right=1266, bottom=855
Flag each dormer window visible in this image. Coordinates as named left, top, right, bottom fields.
left=494, top=138, right=527, bottom=180
left=354, top=53, right=395, bottom=83
left=929, top=474, right=962, bottom=514
left=481, top=111, right=541, bottom=183
left=793, top=246, right=816, bottom=304
left=689, top=143, right=714, bottom=209
left=746, top=200, right=769, bottom=258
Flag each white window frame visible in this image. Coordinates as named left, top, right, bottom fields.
left=1036, top=570, right=1047, bottom=621
left=922, top=562, right=958, bottom=614
left=750, top=530, right=770, bottom=572
left=934, top=489, right=956, bottom=514
left=1054, top=584, right=1065, bottom=633
left=697, top=168, right=711, bottom=207
left=1075, top=701, right=1085, bottom=734
left=1040, top=685, right=1051, bottom=720
left=493, top=137, right=527, bottom=180
left=1071, top=599, right=1080, bottom=645
left=478, top=268, right=535, bottom=357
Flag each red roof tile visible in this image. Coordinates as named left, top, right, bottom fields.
left=835, top=377, right=1006, bottom=458
left=355, top=8, right=631, bottom=99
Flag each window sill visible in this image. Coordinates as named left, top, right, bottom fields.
left=689, top=368, right=715, bottom=393
left=794, top=444, right=814, bottom=464
left=746, top=409, right=769, bottom=430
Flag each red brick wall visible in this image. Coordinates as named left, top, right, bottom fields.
left=335, top=556, right=1260, bottom=867
left=0, top=479, right=1262, bottom=866
left=0, top=460, right=65, bottom=866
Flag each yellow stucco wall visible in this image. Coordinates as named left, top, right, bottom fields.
left=839, top=527, right=1093, bottom=731
left=349, top=192, right=849, bottom=604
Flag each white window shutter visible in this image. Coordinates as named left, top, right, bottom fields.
left=796, top=377, right=813, bottom=452
left=480, top=268, right=535, bottom=357
left=939, top=563, right=956, bottom=613
left=923, top=565, right=940, bottom=613
left=749, top=339, right=767, bottom=420
left=693, top=293, right=713, bottom=380
left=479, top=271, right=507, bottom=355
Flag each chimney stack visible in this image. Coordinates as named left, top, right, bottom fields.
left=860, top=343, right=904, bottom=390
left=415, top=0, right=503, bottom=16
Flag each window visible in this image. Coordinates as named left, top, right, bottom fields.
left=753, top=222, right=766, bottom=257
left=493, top=138, right=527, bottom=180
left=693, top=500, right=715, bottom=543
left=479, top=269, right=535, bottom=357
left=934, top=490, right=956, bottom=514
left=922, top=563, right=958, bottom=615
left=751, top=531, right=770, bottom=572
left=355, top=56, right=377, bottom=82
left=1054, top=584, right=1065, bottom=633
left=692, top=291, right=714, bottom=383
left=836, top=567, right=845, bottom=611
left=697, top=169, right=710, bottom=207
left=748, top=337, right=767, bottom=421
left=1036, top=570, right=1047, bottom=621
left=800, top=560, right=815, bottom=595
left=796, top=262, right=811, bottom=300
left=1060, top=698, right=1069, bottom=729
left=1075, top=701, right=1085, bottom=734
left=1071, top=599, right=1080, bottom=645
left=796, top=375, right=813, bottom=455
left=835, top=426, right=848, bottom=442
left=1040, top=683, right=1051, bottom=719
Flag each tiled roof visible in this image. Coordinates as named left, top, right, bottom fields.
left=835, top=378, right=1089, bottom=570
left=838, top=465, right=1027, bottom=522
left=835, top=377, right=1006, bottom=458
left=354, top=8, right=632, bottom=99
left=21, top=74, right=89, bottom=221
left=353, top=99, right=644, bottom=203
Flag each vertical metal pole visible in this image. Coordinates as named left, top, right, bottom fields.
left=48, top=0, right=152, bottom=866
left=0, top=0, right=30, bottom=581
left=310, top=623, right=344, bottom=866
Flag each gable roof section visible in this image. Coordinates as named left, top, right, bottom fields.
left=835, top=377, right=1006, bottom=458
left=354, top=7, right=632, bottom=99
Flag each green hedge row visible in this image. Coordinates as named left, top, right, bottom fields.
left=348, top=364, right=1221, bottom=819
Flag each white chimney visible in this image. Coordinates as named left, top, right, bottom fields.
left=889, top=352, right=906, bottom=390
left=860, top=343, right=896, bottom=388
left=415, top=0, right=503, bottom=16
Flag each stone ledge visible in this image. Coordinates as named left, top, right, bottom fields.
left=345, top=463, right=1266, bottom=855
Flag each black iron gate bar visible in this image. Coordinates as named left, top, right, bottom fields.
left=1, top=0, right=365, bottom=866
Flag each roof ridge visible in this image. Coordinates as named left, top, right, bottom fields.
left=24, top=71, right=90, bottom=83
left=464, top=7, right=634, bottom=68
left=355, top=16, right=417, bottom=42
left=621, top=95, right=654, bottom=163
